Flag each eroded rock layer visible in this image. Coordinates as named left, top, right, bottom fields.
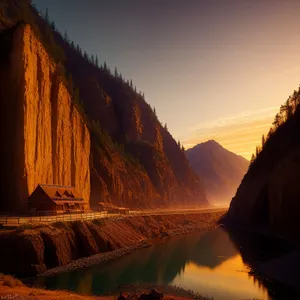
left=0, top=24, right=90, bottom=212
left=0, top=211, right=224, bottom=277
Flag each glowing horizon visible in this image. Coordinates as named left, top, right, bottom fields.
left=182, top=106, right=279, bottom=159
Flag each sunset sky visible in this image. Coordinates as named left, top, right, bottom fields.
left=33, top=0, right=300, bottom=159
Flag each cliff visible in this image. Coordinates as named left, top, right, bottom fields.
left=58, top=34, right=206, bottom=207
left=227, top=87, right=300, bottom=239
left=186, top=140, right=249, bottom=205
left=0, top=1, right=207, bottom=210
left=0, top=24, right=90, bottom=212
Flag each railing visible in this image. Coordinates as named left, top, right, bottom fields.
left=0, top=207, right=225, bottom=227
left=0, top=211, right=110, bottom=226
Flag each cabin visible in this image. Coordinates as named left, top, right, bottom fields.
left=28, top=184, right=87, bottom=215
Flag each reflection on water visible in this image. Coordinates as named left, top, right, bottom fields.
left=36, top=228, right=274, bottom=300
left=172, top=257, right=268, bottom=300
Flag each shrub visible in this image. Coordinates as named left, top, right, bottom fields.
left=2, top=275, right=23, bottom=287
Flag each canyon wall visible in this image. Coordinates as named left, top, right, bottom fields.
left=227, top=89, right=300, bottom=240
left=61, top=38, right=206, bottom=208
left=0, top=24, right=90, bottom=212
left=0, top=0, right=207, bottom=210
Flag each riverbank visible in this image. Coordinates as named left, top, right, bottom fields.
left=0, top=210, right=226, bottom=278
left=0, top=275, right=212, bottom=300
left=0, top=285, right=196, bottom=300
left=224, top=224, right=300, bottom=297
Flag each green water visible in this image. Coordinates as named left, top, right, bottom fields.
left=34, top=228, right=298, bottom=300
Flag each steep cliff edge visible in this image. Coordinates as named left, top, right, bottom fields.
left=0, top=24, right=90, bottom=212
left=59, top=36, right=206, bottom=207
left=0, top=1, right=207, bottom=210
left=227, top=88, right=300, bottom=239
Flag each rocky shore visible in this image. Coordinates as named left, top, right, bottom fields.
left=0, top=274, right=212, bottom=300
left=0, top=211, right=226, bottom=278
left=0, top=284, right=199, bottom=300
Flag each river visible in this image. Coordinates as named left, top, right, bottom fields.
left=34, top=227, right=298, bottom=300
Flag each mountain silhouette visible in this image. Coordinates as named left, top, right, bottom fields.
left=186, top=140, right=249, bottom=204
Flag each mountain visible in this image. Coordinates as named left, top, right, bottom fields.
left=227, top=87, right=300, bottom=240
left=0, top=0, right=207, bottom=212
left=185, top=140, right=249, bottom=205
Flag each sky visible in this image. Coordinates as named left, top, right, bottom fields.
left=33, top=0, right=300, bottom=159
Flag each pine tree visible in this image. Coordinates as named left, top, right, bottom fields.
left=83, top=51, right=88, bottom=60
left=64, top=30, right=69, bottom=43
left=164, top=123, right=168, bottom=130
left=286, top=99, right=293, bottom=120
left=255, top=146, right=260, bottom=157
left=114, top=67, right=118, bottom=78
left=273, top=113, right=281, bottom=128
left=261, top=134, right=265, bottom=148
left=51, top=21, right=56, bottom=31
left=181, top=145, right=185, bottom=152
left=130, top=80, right=133, bottom=88
left=91, top=54, right=95, bottom=65
left=250, top=154, right=255, bottom=164
left=103, top=61, right=108, bottom=71
left=267, top=127, right=274, bottom=139
left=178, top=140, right=181, bottom=148
left=153, top=107, right=157, bottom=116
left=95, top=55, right=99, bottom=67
left=44, top=8, right=49, bottom=22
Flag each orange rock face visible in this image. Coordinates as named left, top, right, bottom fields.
left=0, top=25, right=90, bottom=212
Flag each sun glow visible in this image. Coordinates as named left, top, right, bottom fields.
left=172, top=255, right=270, bottom=300
left=183, top=106, right=278, bottom=159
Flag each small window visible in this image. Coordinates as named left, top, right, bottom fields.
left=55, top=191, right=62, bottom=197
left=63, top=191, right=71, bottom=197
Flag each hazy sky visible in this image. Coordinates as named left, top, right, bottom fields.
left=33, top=0, right=300, bottom=159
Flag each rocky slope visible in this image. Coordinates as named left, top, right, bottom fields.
left=55, top=28, right=205, bottom=208
left=0, top=211, right=225, bottom=278
left=0, top=0, right=207, bottom=210
left=186, top=140, right=249, bottom=204
left=227, top=87, right=300, bottom=240
left=0, top=23, right=90, bottom=213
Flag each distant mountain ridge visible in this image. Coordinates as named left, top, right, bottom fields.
left=186, top=140, right=249, bottom=204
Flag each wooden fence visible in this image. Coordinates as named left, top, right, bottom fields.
left=0, top=211, right=111, bottom=227
left=0, top=207, right=224, bottom=227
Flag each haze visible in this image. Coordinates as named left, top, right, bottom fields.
left=33, top=0, right=300, bottom=159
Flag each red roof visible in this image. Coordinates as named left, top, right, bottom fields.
left=39, top=184, right=84, bottom=202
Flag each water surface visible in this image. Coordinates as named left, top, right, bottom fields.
left=35, top=227, right=285, bottom=299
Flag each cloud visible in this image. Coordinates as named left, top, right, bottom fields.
left=182, top=106, right=279, bottom=159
